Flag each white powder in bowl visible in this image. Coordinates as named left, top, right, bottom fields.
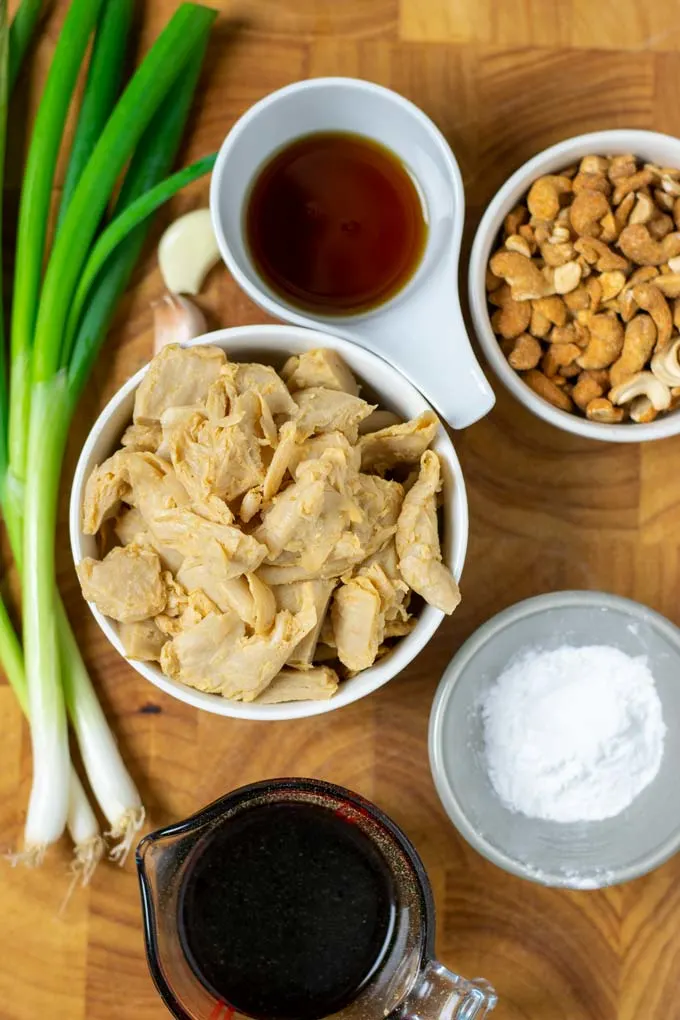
left=482, top=645, right=666, bottom=823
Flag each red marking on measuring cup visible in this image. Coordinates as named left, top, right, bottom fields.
left=209, top=1002, right=234, bottom=1019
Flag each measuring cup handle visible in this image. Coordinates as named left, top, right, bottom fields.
left=393, top=960, right=497, bottom=1019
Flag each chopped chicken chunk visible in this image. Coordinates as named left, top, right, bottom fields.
left=82, top=450, right=133, bottom=534
left=293, top=387, right=376, bottom=442
left=177, top=560, right=257, bottom=623
left=77, top=545, right=165, bottom=623
left=282, top=349, right=359, bottom=396
left=133, top=344, right=225, bottom=424
left=256, top=666, right=339, bottom=703
left=160, top=600, right=316, bottom=701
left=119, top=619, right=167, bottom=661
left=289, top=431, right=361, bottom=479
left=261, top=420, right=298, bottom=503
left=274, top=579, right=335, bottom=668
left=331, top=576, right=384, bottom=672
left=114, top=506, right=184, bottom=573
left=396, top=451, right=460, bottom=615
left=223, top=362, right=297, bottom=417
left=120, top=422, right=162, bottom=452
left=359, top=410, right=439, bottom=474
left=358, top=409, right=401, bottom=435
left=150, top=508, right=266, bottom=578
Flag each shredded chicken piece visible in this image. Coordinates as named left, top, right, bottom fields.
left=292, top=387, right=376, bottom=442
left=289, top=431, right=361, bottom=479
left=78, top=545, right=165, bottom=623
left=359, top=410, right=439, bottom=474
left=282, top=349, right=359, bottom=396
left=261, top=420, right=298, bottom=503
left=133, top=344, right=225, bottom=424
left=256, top=666, right=339, bottom=703
left=274, top=579, right=335, bottom=668
left=82, top=450, right=133, bottom=534
left=396, top=451, right=460, bottom=615
left=160, top=599, right=316, bottom=701
left=114, top=506, right=184, bottom=573
left=223, top=362, right=298, bottom=416
left=119, top=619, right=167, bottom=661
left=331, top=576, right=384, bottom=671
left=358, top=409, right=401, bottom=435
left=151, top=508, right=266, bottom=578
left=120, top=422, right=162, bottom=453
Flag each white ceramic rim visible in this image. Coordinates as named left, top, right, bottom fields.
left=209, top=76, right=465, bottom=328
left=70, top=324, right=468, bottom=721
left=428, top=590, right=680, bottom=888
left=469, top=129, right=680, bottom=444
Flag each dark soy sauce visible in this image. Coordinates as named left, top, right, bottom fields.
left=179, top=801, right=396, bottom=1020
left=245, top=131, right=427, bottom=315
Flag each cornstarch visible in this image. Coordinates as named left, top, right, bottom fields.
left=482, top=645, right=666, bottom=823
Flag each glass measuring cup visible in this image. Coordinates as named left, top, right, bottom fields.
left=137, top=778, right=496, bottom=1020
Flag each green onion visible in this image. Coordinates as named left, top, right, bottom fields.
left=8, top=0, right=41, bottom=93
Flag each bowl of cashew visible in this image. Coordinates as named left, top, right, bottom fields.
left=469, top=129, right=680, bottom=442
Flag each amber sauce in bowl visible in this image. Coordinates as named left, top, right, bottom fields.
left=245, top=131, right=427, bottom=316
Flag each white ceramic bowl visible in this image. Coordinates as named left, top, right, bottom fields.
left=469, top=129, right=680, bottom=443
left=70, top=325, right=468, bottom=721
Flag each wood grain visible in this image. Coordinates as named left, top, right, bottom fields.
left=2, top=2, right=680, bottom=1018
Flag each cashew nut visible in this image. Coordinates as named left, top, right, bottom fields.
left=572, top=171, right=611, bottom=196
left=540, top=241, right=576, bottom=267
left=506, top=333, right=542, bottom=371
left=572, top=371, right=605, bottom=411
left=631, top=283, right=672, bottom=348
left=486, top=268, right=503, bottom=292
left=505, top=233, right=533, bottom=258
left=666, top=256, right=680, bottom=272
left=532, top=295, right=567, bottom=326
left=580, top=155, right=610, bottom=176
left=529, top=306, right=551, bottom=338
left=491, top=294, right=531, bottom=339
left=569, top=189, right=610, bottom=237
left=609, top=371, right=672, bottom=411
left=617, top=224, right=680, bottom=265
left=504, top=205, right=529, bottom=237
left=522, top=369, right=574, bottom=411
left=651, top=337, right=680, bottom=386
left=541, top=342, right=581, bottom=377
left=576, top=314, right=624, bottom=369
left=585, top=398, right=625, bottom=423
left=527, top=175, right=572, bottom=220
left=629, top=192, right=656, bottom=225
left=648, top=212, right=674, bottom=240
left=629, top=396, right=657, bottom=423
left=608, top=154, right=637, bottom=182
left=574, top=236, right=629, bottom=272
left=650, top=273, right=680, bottom=298
left=518, top=224, right=538, bottom=253
left=614, top=191, right=636, bottom=234
left=611, top=169, right=654, bottom=206
left=548, top=323, right=582, bottom=345
left=609, top=314, right=657, bottom=388
left=598, top=270, right=626, bottom=302
left=599, top=212, right=618, bottom=243
left=551, top=260, right=582, bottom=294
left=489, top=251, right=549, bottom=300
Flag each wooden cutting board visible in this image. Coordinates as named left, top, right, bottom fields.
left=1, top=1, right=679, bottom=1017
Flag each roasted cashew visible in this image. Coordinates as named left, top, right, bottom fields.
left=506, top=333, right=542, bottom=371
left=655, top=187, right=675, bottom=213
left=548, top=261, right=582, bottom=295
left=576, top=314, right=624, bottom=369
left=522, top=369, right=574, bottom=411
left=580, top=155, right=610, bottom=176
left=491, top=299, right=531, bottom=339
left=529, top=306, right=551, bottom=338
left=504, top=205, right=528, bottom=237
left=609, top=371, right=671, bottom=411
left=599, top=212, right=618, bottom=243
left=614, top=191, right=636, bottom=234
left=527, top=175, right=572, bottom=220
left=599, top=270, right=626, bottom=302
left=574, top=236, right=629, bottom=272
left=629, top=396, right=658, bottom=423
left=617, top=224, right=680, bottom=266
left=518, top=224, right=538, bottom=253
left=632, top=283, right=672, bottom=348
left=569, top=189, right=610, bottom=237
left=490, top=251, right=549, bottom=301
left=486, top=268, right=503, bottom=292
left=609, top=314, right=657, bottom=388
left=540, top=241, right=576, bottom=267
left=585, top=397, right=624, bottom=423
left=650, top=272, right=680, bottom=298
left=541, top=342, right=581, bottom=377
left=505, top=233, right=533, bottom=258
left=532, top=295, right=567, bottom=326
left=572, top=371, right=605, bottom=411
left=629, top=192, right=656, bottom=225
left=572, top=171, right=611, bottom=196
left=648, top=212, right=674, bottom=240
left=651, top=337, right=680, bottom=386
left=608, top=155, right=637, bottom=182
left=611, top=169, right=654, bottom=206
left=548, top=323, right=583, bottom=345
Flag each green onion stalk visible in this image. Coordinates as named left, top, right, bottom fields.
left=5, top=0, right=217, bottom=862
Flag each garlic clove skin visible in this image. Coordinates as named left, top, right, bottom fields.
left=153, top=292, right=207, bottom=354
left=158, top=208, right=220, bottom=295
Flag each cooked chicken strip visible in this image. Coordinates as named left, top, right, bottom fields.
left=274, top=579, right=335, bottom=668
left=177, top=559, right=257, bottom=624
left=282, top=349, right=359, bottom=396
left=120, top=421, right=162, bottom=453
left=256, top=666, right=339, bottom=704
left=119, top=619, right=167, bottom=661
left=395, top=451, right=460, bottom=615
left=150, top=508, right=266, bottom=578
left=359, top=410, right=439, bottom=474
left=82, top=449, right=133, bottom=534
left=77, top=545, right=166, bottom=623
left=114, top=506, right=184, bottom=573
left=133, top=344, right=225, bottom=424
left=293, top=387, right=376, bottom=442
left=358, top=409, right=401, bottom=435
left=223, top=362, right=298, bottom=417
left=125, top=451, right=190, bottom=523
left=288, top=431, right=361, bottom=479
left=261, top=419, right=298, bottom=503
left=331, top=576, right=384, bottom=672
left=161, top=600, right=316, bottom=701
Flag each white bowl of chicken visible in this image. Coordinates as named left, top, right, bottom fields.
left=69, top=325, right=467, bottom=720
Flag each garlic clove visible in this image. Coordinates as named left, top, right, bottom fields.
left=158, top=208, right=220, bottom=295
left=153, top=292, right=207, bottom=354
